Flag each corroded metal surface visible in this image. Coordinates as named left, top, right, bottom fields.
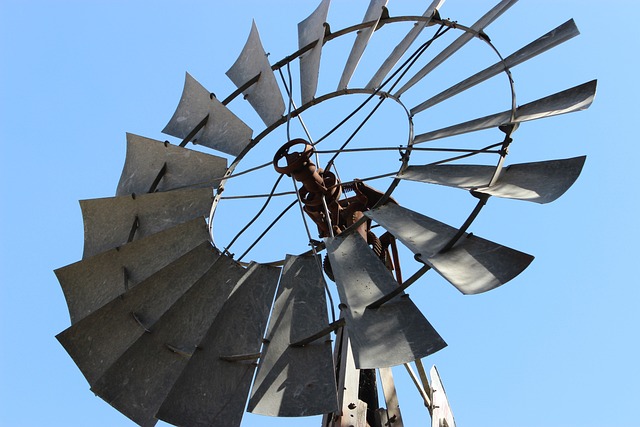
left=162, top=72, right=253, bottom=156
left=226, top=21, right=285, bottom=126
left=248, top=255, right=338, bottom=417
left=366, top=0, right=444, bottom=90
left=156, top=262, right=281, bottom=427
left=412, top=19, right=580, bottom=113
left=116, top=133, right=227, bottom=196
left=56, top=217, right=210, bottom=324
left=89, top=254, right=244, bottom=427
left=396, top=0, right=519, bottom=96
left=326, top=233, right=446, bottom=369
left=337, top=0, right=388, bottom=90
left=365, top=203, right=534, bottom=294
left=298, top=0, right=330, bottom=104
left=56, top=243, right=219, bottom=386
left=414, top=80, right=597, bottom=143
left=80, top=187, right=212, bottom=259
left=399, top=156, right=586, bottom=204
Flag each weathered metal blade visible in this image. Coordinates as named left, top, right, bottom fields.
left=414, top=80, right=597, bottom=143
left=248, top=255, right=338, bottom=417
left=395, top=0, right=519, bottom=96
left=399, top=156, right=586, bottom=204
left=412, top=19, right=580, bottom=114
left=364, top=204, right=534, bottom=294
left=156, top=262, right=281, bottom=427
left=337, top=0, right=389, bottom=90
left=162, top=72, right=253, bottom=156
left=325, top=233, right=446, bottom=369
left=116, top=133, right=227, bottom=196
left=56, top=243, right=219, bottom=387
left=89, top=254, right=244, bottom=427
left=366, top=0, right=445, bottom=90
left=430, top=365, right=456, bottom=427
left=56, top=217, right=210, bottom=325
left=227, top=21, right=285, bottom=126
left=80, top=187, right=212, bottom=259
left=298, top=0, right=331, bottom=104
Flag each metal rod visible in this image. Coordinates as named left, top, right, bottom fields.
left=366, top=263, right=431, bottom=309
left=179, top=114, right=209, bottom=147
left=289, top=318, right=346, bottom=348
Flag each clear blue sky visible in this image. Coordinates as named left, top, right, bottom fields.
left=1, top=1, right=638, bottom=426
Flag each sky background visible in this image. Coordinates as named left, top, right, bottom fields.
left=1, top=1, right=639, bottom=426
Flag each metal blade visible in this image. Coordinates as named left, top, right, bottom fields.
left=226, top=21, right=285, bottom=126
left=414, top=80, right=597, bottom=143
left=430, top=366, right=456, bottom=427
left=248, top=255, right=338, bottom=417
left=396, top=0, right=519, bottom=96
left=56, top=243, right=219, bottom=386
left=89, top=254, right=244, bottom=427
left=325, top=233, right=446, bottom=369
left=80, top=187, right=212, bottom=259
left=156, top=262, right=281, bottom=427
left=412, top=19, right=580, bottom=114
left=366, top=0, right=445, bottom=90
left=399, top=156, right=586, bottom=204
left=116, top=133, right=227, bottom=196
left=298, top=0, right=331, bottom=104
left=56, top=217, right=210, bottom=325
left=162, top=72, right=253, bottom=156
left=364, top=204, right=534, bottom=294
left=337, top=0, right=389, bottom=90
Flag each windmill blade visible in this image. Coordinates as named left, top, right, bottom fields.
left=248, top=255, right=338, bottom=417
left=399, top=156, right=586, bottom=204
left=80, top=187, right=212, bottom=259
left=56, top=217, right=210, bottom=325
left=430, top=366, right=456, bottom=427
left=395, top=0, right=519, bottom=97
left=162, top=72, right=253, bottom=156
left=56, top=243, right=219, bottom=387
left=364, top=204, right=534, bottom=294
left=412, top=19, right=580, bottom=114
left=226, top=21, right=285, bottom=127
left=366, top=0, right=445, bottom=90
left=156, top=262, right=281, bottom=427
left=337, top=0, right=389, bottom=90
left=325, top=233, right=446, bottom=369
left=89, top=253, right=244, bottom=427
left=414, top=80, right=597, bottom=143
left=298, top=0, right=331, bottom=104
left=116, top=133, right=227, bottom=196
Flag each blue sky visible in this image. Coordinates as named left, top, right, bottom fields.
left=1, top=1, right=639, bottom=426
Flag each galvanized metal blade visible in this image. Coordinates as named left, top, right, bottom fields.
left=89, top=253, right=245, bottom=427
left=298, top=0, right=331, bottom=105
left=414, top=80, right=597, bottom=143
left=162, top=72, right=253, bottom=156
left=56, top=217, right=210, bottom=325
left=56, top=243, right=219, bottom=387
left=399, top=156, right=586, bottom=204
left=325, top=233, right=446, bottom=369
left=116, top=133, right=227, bottom=196
left=364, top=204, right=534, bottom=294
left=156, top=262, right=281, bottom=427
left=366, top=0, right=445, bottom=90
left=80, top=187, right=212, bottom=259
left=337, top=0, right=388, bottom=90
left=248, top=254, right=338, bottom=417
left=395, top=0, right=519, bottom=96
left=412, top=19, right=580, bottom=114
left=430, top=365, right=456, bottom=427
left=226, top=21, right=285, bottom=127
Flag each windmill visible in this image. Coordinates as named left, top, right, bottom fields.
left=55, top=1, right=596, bottom=426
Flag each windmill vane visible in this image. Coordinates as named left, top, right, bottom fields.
left=55, top=1, right=595, bottom=426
